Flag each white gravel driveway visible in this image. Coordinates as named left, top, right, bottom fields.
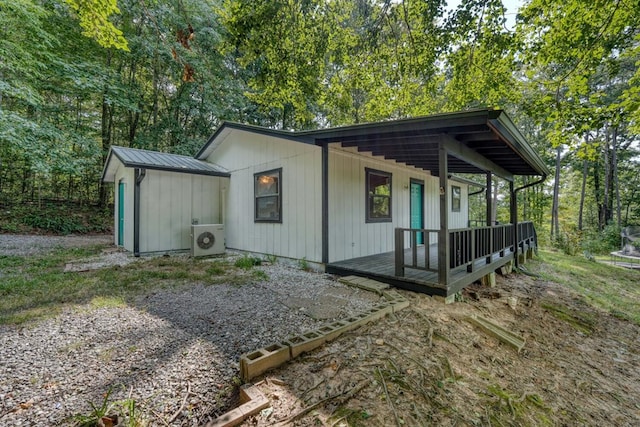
left=0, top=235, right=380, bottom=426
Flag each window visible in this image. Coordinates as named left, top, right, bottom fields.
left=366, top=168, right=392, bottom=222
left=255, top=168, right=282, bottom=222
left=451, top=185, right=461, bottom=212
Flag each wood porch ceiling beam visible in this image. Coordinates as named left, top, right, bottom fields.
left=442, top=136, right=514, bottom=181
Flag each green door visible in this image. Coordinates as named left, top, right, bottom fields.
left=410, top=180, right=424, bottom=245
left=118, top=181, right=125, bottom=246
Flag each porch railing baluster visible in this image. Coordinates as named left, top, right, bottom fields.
left=393, top=222, right=537, bottom=284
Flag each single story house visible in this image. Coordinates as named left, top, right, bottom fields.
left=102, top=108, right=549, bottom=297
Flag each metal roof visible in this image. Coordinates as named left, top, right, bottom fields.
left=197, top=109, right=549, bottom=179
left=102, top=146, right=229, bottom=182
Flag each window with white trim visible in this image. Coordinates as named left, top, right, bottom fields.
left=255, top=168, right=282, bottom=222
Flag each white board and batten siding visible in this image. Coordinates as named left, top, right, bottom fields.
left=112, top=156, right=227, bottom=253
left=206, top=129, right=323, bottom=262
left=327, top=146, right=468, bottom=263
left=137, top=170, right=226, bottom=253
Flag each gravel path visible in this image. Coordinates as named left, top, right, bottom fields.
left=0, top=236, right=381, bottom=426
left=0, top=234, right=113, bottom=256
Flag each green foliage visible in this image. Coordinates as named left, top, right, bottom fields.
left=0, top=202, right=111, bottom=234
left=581, top=223, right=622, bottom=254
left=64, top=0, right=129, bottom=50
left=297, top=257, right=311, bottom=271
left=251, top=269, right=268, bottom=281
left=72, top=387, right=116, bottom=427
left=265, top=254, right=278, bottom=264
left=533, top=249, right=640, bottom=325
left=0, top=0, right=637, bottom=237
left=552, top=225, right=581, bottom=256
left=72, top=387, right=144, bottom=427
left=234, top=255, right=262, bottom=269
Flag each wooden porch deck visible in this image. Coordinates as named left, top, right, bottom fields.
left=326, top=244, right=516, bottom=297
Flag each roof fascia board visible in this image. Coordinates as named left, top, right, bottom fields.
left=100, top=148, right=115, bottom=182
left=488, top=113, right=550, bottom=176
left=117, top=162, right=230, bottom=178
left=306, top=111, right=490, bottom=143
left=441, top=135, right=514, bottom=182
left=196, top=122, right=315, bottom=159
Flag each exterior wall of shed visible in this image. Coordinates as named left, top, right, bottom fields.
left=205, top=129, right=323, bottom=262
left=327, top=146, right=468, bottom=263
left=138, top=170, right=227, bottom=253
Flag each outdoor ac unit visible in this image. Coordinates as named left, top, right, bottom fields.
left=191, top=224, right=225, bottom=257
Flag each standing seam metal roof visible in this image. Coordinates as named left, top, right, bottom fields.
left=102, top=146, right=229, bottom=182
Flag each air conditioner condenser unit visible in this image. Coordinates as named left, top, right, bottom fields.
left=191, top=224, right=225, bottom=256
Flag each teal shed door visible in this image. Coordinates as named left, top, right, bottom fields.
left=118, top=182, right=125, bottom=246
left=410, top=181, right=424, bottom=245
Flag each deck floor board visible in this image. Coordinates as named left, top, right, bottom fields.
left=327, top=245, right=516, bottom=296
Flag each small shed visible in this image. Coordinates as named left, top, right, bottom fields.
left=101, top=146, right=230, bottom=255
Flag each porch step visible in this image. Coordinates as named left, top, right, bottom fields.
left=338, top=275, right=390, bottom=295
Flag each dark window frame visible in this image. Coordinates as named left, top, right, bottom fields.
left=451, top=185, right=461, bottom=212
left=365, top=167, right=392, bottom=223
left=254, top=168, right=282, bottom=223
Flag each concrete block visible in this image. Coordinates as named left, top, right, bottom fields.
left=337, top=275, right=364, bottom=285
left=340, top=276, right=389, bottom=295
left=285, top=330, right=329, bottom=358
left=344, top=312, right=371, bottom=332
left=498, top=260, right=513, bottom=275
left=391, top=298, right=410, bottom=313
left=382, top=290, right=404, bottom=301
left=206, top=385, right=269, bottom=427
left=206, top=407, right=245, bottom=427
left=370, top=303, right=393, bottom=319
left=239, top=342, right=291, bottom=382
left=480, top=272, right=496, bottom=288
left=317, top=322, right=344, bottom=342
left=357, top=279, right=390, bottom=295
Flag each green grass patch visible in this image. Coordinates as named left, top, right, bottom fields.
left=0, top=248, right=263, bottom=325
left=482, top=384, right=553, bottom=426
left=539, top=302, right=596, bottom=335
left=530, top=249, right=640, bottom=325
left=234, top=255, right=262, bottom=269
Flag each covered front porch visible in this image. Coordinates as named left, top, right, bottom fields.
left=310, top=109, right=549, bottom=297
left=327, top=222, right=537, bottom=297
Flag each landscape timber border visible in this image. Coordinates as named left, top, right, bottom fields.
left=207, top=276, right=409, bottom=427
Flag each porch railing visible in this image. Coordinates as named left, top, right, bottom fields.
left=394, top=221, right=537, bottom=282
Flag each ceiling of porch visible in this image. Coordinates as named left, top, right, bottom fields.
left=305, top=109, right=549, bottom=179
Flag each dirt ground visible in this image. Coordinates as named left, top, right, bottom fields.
left=244, top=272, right=640, bottom=426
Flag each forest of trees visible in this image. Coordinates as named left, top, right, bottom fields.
left=1, top=0, right=638, bottom=253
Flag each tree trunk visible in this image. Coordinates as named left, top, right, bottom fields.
left=99, top=50, right=114, bottom=208
left=612, top=126, right=621, bottom=227
left=550, top=145, right=561, bottom=240
left=578, top=135, right=589, bottom=231
left=602, top=126, right=611, bottom=227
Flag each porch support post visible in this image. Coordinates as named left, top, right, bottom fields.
left=321, top=143, right=329, bottom=264
left=486, top=172, right=493, bottom=264
left=438, top=142, right=450, bottom=287
left=486, top=172, right=493, bottom=226
left=510, top=180, right=519, bottom=268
